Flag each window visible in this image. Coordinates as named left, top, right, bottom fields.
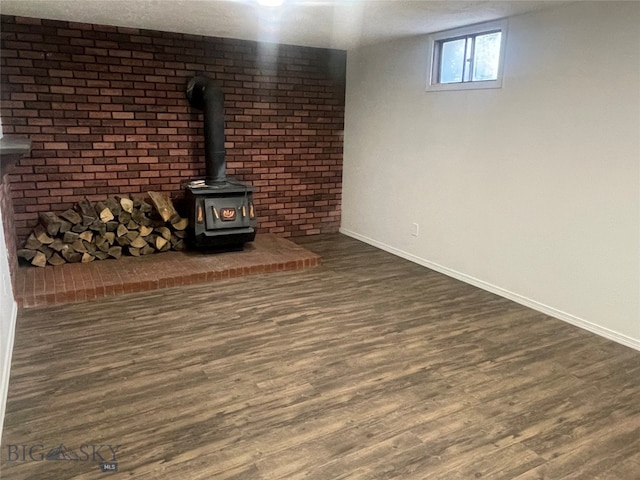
left=427, top=20, right=507, bottom=92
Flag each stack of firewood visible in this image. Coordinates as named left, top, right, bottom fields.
left=17, top=191, right=189, bottom=267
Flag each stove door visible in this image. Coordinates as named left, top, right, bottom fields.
left=204, top=197, right=250, bottom=230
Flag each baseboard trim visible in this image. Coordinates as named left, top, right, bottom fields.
left=0, top=299, right=17, bottom=445
left=339, top=228, right=640, bottom=352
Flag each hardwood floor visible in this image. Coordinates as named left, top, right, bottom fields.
left=2, top=234, right=639, bottom=479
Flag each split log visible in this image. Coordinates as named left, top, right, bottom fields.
left=155, top=236, right=168, bottom=251
left=119, top=196, right=134, bottom=213
left=105, top=197, right=122, bottom=217
left=95, top=235, right=111, bottom=253
left=103, top=232, right=115, bottom=245
left=159, top=240, right=171, bottom=252
left=128, top=247, right=141, bottom=257
left=88, top=219, right=106, bottom=236
left=60, top=208, right=82, bottom=224
left=38, top=212, right=63, bottom=236
left=116, top=224, right=128, bottom=238
left=169, top=213, right=188, bottom=230
left=94, top=251, right=109, bottom=261
left=24, top=233, right=42, bottom=250
left=81, top=252, right=95, bottom=263
left=171, top=217, right=189, bottom=231
left=129, top=235, right=148, bottom=249
left=156, top=226, right=171, bottom=241
left=39, top=245, right=54, bottom=260
left=106, top=221, right=119, bottom=232
left=71, top=223, right=88, bottom=233
left=148, top=191, right=177, bottom=222
left=34, top=225, right=54, bottom=245
left=118, top=211, right=132, bottom=224
left=61, top=247, right=82, bottom=263
left=62, top=231, right=79, bottom=244
left=81, top=214, right=96, bottom=226
left=17, top=249, right=37, bottom=261
left=95, top=201, right=114, bottom=222
left=125, top=219, right=138, bottom=231
left=58, top=220, right=72, bottom=233
left=76, top=198, right=94, bottom=218
left=31, top=251, right=47, bottom=268
left=49, top=238, right=66, bottom=252
left=37, top=215, right=69, bottom=235
left=108, top=246, right=122, bottom=259
left=60, top=245, right=82, bottom=263
left=125, top=230, right=139, bottom=242
left=138, top=225, right=153, bottom=237
left=99, top=208, right=114, bottom=223
left=78, top=230, right=93, bottom=243
left=48, top=253, right=66, bottom=266
left=116, top=236, right=131, bottom=247
left=131, top=209, right=151, bottom=226
left=72, top=239, right=88, bottom=253
left=141, top=244, right=155, bottom=255
left=135, top=199, right=153, bottom=213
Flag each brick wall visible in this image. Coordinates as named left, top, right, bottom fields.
left=1, top=172, right=18, bottom=290
left=0, top=15, right=345, bottom=243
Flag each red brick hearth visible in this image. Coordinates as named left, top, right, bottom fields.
left=14, top=234, right=320, bottom=309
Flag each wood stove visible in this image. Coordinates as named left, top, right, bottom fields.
left=185, top=75, right=257, bottom=249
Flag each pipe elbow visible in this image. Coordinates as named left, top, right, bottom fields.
left=186, top=75, right=224, bottom=110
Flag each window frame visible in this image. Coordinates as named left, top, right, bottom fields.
left=426, top=19, right=508, bottom=92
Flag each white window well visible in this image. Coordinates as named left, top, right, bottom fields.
left=426, top=19, right=507, bottom=92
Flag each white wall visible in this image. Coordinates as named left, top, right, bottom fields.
left=0, top=205, right=17, bottom=441
left=0, top=115, right=18, bottom=439
left=341, top=2, right=640, bottom=348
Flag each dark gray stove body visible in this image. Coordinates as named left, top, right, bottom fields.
left=185, top=181, right=256, bottom=248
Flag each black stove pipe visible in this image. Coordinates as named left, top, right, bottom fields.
left=186, top=75, right=226, bottom=184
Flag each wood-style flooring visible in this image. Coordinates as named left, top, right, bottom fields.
left=2, top=234, right=639, bottom=479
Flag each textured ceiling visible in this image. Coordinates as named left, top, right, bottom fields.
left=0, top=0, right=569, bottom=50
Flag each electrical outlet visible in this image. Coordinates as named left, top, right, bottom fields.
left=411, top=223, right=419, bottom=237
